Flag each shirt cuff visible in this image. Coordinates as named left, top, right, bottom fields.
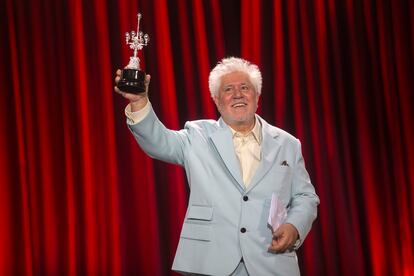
left=124, top=100, right=151, bottom=125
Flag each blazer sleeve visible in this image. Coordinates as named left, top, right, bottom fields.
left=127, top=105, right=188, bottom=166
left=284, top=139, right=320, bottom=248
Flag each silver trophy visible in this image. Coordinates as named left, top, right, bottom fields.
left=117, top=13, right=150, bottom=94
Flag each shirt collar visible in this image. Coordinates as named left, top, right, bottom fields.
left=229, top=116, right=262, bottom=145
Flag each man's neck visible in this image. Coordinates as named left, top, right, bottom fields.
left=228, top=118, right=256, bottom=135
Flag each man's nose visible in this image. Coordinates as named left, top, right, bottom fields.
left=232, top=87, right=243, bottom=97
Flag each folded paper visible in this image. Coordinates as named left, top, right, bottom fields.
left=267, top=192, right=287, bottom=232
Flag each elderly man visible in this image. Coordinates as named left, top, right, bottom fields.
left=115, top=57, right=319, bottom=275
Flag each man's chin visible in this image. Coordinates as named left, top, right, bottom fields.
left=225, top=117, right=254, bottom=127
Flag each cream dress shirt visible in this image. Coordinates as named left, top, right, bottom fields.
left=125, top=101, right=262, bottom=187
left=229, top=119, right=262, bottom=186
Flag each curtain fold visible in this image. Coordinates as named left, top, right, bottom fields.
left=1, top=0, right=413, bottom=275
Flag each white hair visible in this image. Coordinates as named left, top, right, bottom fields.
left=208, top=57, right=262, bottom=98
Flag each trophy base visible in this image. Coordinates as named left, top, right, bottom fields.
left=117, top=69, right=146, bottom=94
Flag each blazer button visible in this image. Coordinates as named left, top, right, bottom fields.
left=240, top=227, right=246, bottom=233
left=243, top=195, right=248, bottom=201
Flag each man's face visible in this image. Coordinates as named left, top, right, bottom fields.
left=213, top=71, right=259, bottom=129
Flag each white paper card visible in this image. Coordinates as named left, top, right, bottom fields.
left=267, top=192, right=287, bottom=232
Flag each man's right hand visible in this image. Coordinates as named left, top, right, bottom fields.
left=114, top=69, right=151, bottom=112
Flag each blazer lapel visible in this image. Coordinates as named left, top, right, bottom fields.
left=209, top=119, right=245, bottom=189
left=247, top=117, right=281, bottom=192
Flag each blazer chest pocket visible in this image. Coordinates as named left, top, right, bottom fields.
left=182, top=205, right=213, bottom=241
left=273, top=165, right=293, bottom=174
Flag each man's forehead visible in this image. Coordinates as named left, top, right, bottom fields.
left=222, top=81, right=251, bottom=86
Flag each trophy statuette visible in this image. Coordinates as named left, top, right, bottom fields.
left=117, top=13, right=150, bottom=94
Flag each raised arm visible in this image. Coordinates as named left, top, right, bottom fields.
left=114, top=70, right=188, bottom=165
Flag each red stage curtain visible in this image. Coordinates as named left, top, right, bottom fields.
left=1, top=0, right=413, bottom=275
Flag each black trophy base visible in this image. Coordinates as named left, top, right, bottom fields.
left=117, top=69, right=146, bottom=94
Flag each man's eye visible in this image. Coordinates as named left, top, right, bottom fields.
left=241, top=85, right=249, bottom=90
left=224, top=87, right=233, bottom=92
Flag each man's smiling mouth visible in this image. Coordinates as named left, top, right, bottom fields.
left=232, top=103, right=247, bottom=108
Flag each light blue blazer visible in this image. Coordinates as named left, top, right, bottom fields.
left=129, top=106, right=319, bottom=276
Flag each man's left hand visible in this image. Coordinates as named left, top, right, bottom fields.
left=268, top=223, right=299, bottom=253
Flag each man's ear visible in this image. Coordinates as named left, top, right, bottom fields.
left=212, top=95, right=219, bottom=106
left=256, top=92, right=260, bottom=105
